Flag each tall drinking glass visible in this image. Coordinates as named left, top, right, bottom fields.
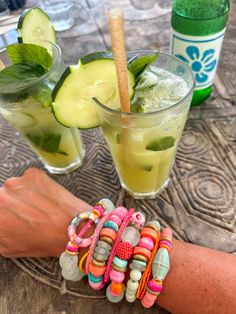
left=40, top=0, right=74, bottom=31
left=95, top=52, right=194, bottom=199
left=0, top=41, right=85, bottom=174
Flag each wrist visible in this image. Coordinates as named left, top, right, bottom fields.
left=52, top=198, right=93, bottom=257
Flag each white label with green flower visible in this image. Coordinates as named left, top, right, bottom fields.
left=171, top=28, right=226, bottom=90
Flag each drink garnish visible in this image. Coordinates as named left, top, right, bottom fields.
left=146, top=136, right=175, bottom=151
left=128, top=53, right=159, bottom=79
left=141, top=165, right=153, bottom=172
left=7, top=43, right=53, bottom=70
left=131, top=98, right=144, bottom=113
left=0, top=62, right=45, bottom=89
left=0, top=43, right=53, bottom=89
left=26, top=132, right=61, bottom=153
left=52, top=56, right=135, bottom=129
left=17, top=7, right=56, bottom=48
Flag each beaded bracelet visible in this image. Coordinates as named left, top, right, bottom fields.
left=136, top=221, right=161, bottom=300
left=104, top=208, right=134, bottom=284
left=88, top=207, right=128, bottom=290
left=85, top=212, right=113, bottom=276
left=107, top=211, right=145, bottom=303
left=79, top=252, right=89, bottom=272
left=125, top=220, right=160, bottom=303
left=60, top=199, right=114, bottom=281
left=141, top=228, right=173, bottom=308
left=60, top=201, right=173, bottom=308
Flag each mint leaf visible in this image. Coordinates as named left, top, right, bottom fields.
left=115, top=132, right=121, bottom=144
left=131, top=97, right=144, bottom=113
left=7, top=43, right=53, bottom=70
left=57, top=150, right=68, bottom=156
left=128, top=53, right=159, bottom=79
left=141, top=165, right=153, bottom=172
left=0, top=63, right=46, bottom=89
left=146, top=136, right=175, bottom=151
left=26, top=133, right=61, bottom=153
left=32, top=80, right=53, bottom=107
left=1, top=91, right=28, bottom=103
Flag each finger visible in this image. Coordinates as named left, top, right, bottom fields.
left=3, top=176, right=23, bottom=189
left=23, top=167, right=45, bottom=179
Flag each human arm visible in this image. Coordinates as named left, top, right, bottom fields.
left=157, top=239, right=236, bottom=314
left=0, top=167, right=92, bottom=257
left=1, top=168, right=236, bottom=314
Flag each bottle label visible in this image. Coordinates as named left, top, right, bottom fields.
left=171, top=28, right=226, bottom=90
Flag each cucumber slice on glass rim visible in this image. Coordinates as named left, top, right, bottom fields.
left=17, top=7, right=56, bottom=52
left=52, top=52, right=135, bottom=129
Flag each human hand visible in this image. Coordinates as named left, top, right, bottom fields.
left=0, top=168, right=92, bottom=257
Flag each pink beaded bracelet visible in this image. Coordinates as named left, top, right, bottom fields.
left=107, top=211, right=145, bottom=302
left=103, top=208, right=135, bottom=283
left=85, top=212, right=113, bottom=275
left=60, top=199, right=114, bottom=281
left=88, top=206, right=128, bottom=290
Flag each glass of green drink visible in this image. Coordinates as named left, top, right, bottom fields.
left=0, top=42, right=85, bottom=174
left=95, top=52, right=194, bottom=199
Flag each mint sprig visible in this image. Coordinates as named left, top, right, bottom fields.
left=128, top=53, right=159, bottom=79
left=26, top=132, right=61, bottom=153
left=131, top=97, right=144, bottom=113
left=32, top=80, right=53, bottom=107
left=0, top=63, right=45, bottom=89
left=146, top=136, right=175, bottom=151
left=141, top=164, right=153, bottom=172
left=7, top=43, right=53, bottom=70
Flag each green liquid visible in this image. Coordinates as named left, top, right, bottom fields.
left=103, top=111, right=188, bottom=196
left=1, top=97, right=85, bottom=171
left=98, top=66, right=191, bottom=198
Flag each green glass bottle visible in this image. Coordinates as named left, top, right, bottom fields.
left=171, top=0, right=230, bottom=106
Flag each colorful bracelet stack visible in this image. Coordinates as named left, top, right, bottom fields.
left=60, top=200, right=173, bottom=308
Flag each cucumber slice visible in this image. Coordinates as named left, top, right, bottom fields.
left=52, top=53, right=135, bottom=129
left=17, top=7, right=56, bottom=51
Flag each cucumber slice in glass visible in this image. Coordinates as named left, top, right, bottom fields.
left=52, top=53, right=135, bottom=129
left=17, top=7, right=56, bottom=52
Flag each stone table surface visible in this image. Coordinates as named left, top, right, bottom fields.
left=0, top=0, right=235, bottom=313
